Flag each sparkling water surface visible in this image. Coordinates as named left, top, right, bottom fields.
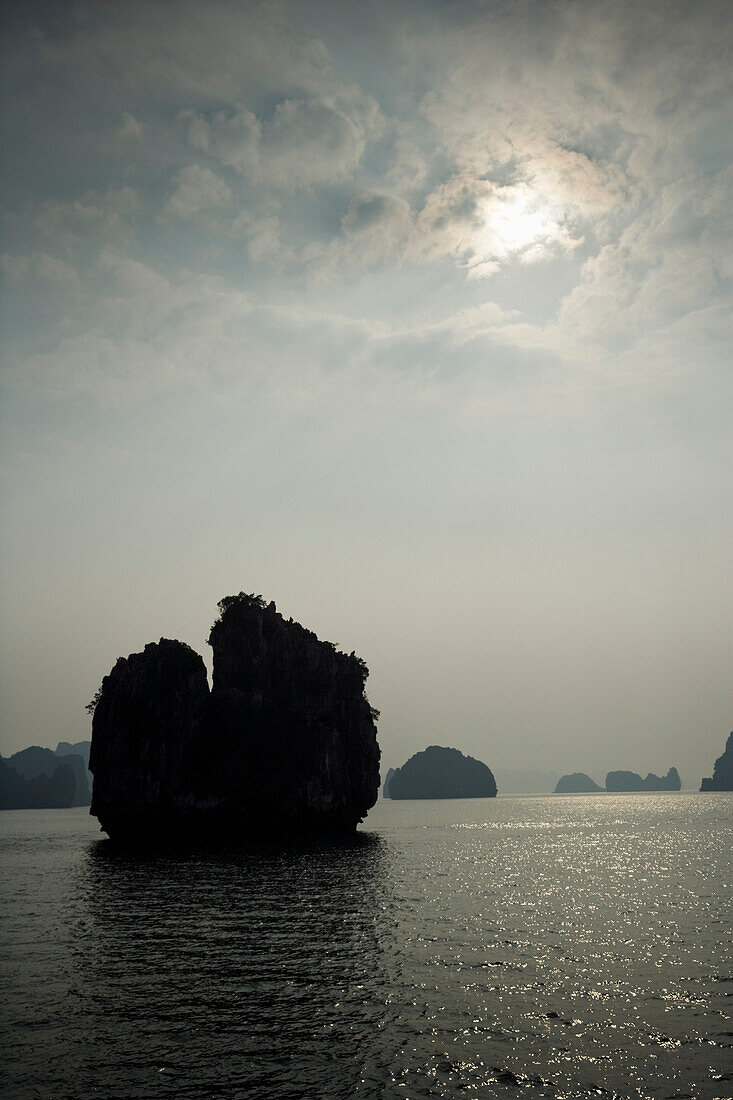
left=1, top=794, right=731, bottom=1099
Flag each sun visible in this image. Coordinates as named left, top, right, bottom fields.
left=472, top=184, right=566, bottom=269
left=492, top=196, right=552, bottom=250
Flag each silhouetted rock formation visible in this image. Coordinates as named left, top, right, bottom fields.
left=9, top=745, right=60, bottom=782
left=700, top=731, right=733, bottom=791
left=388, top=746, right=497, bottom=799
left=605, top=767, right=681, bottom=792
left=0, top=756, right=77, bottom=810
left=649, top=767, right=681, bottom=790
left=89, top=639, right=211, bottom=837
left=1, top=745, right=90, bottom=807
left=56, top=740, right=92, bottom=796
left=89, top=593, right=380, bottom=841
left=382, top=768, right=395, bottom=797
left=554, top=772, right=603, bottom=793
left=55, top=753, right=90, bottom=805
left=56, top=740, right=90, bottom=766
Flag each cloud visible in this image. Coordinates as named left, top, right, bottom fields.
left=4, top=234, right=523, bottom=415
left=98, top=249, right=171, bottom=303
left=33, top=187, right=140, bottom=242
left=467, top=164, right=733, bottom=374
left=34, top=0, right=354, bottom=104
left=377, top=0, right=731, bottom=369
left=432, top=300, right=517, bottom=343
left=384, top=126, right=431, bottom=193
left=184, top=93, right=383, bottom=189
left=1, top=251, right=79, bottom=288
left=308, top=171, right=587, bottom=279
left=1, top=253, right=32, bottom=281
left=309, top=193, right=414, bottom=272
left=35, top=253, right=80, bottom=286
left=235, top=214, right=296, bottom=269
left=184, top=105, right=260, bottom=172
left=21, top=0, right=386, bottom=194
left=409, top=0, right=729, bottom=244
left=411, top=175, right=583, bottom=276
left=262, top=95, right=381, bottom=187
left=9, top=261, right=253, bottom=402
left=415, top=0, right=730, bottom=181
left=526, top=143, right=629, bottom=217
left=18, top=331, right=178, bottom=403
left=2, top=0, right=729, bottom=396
left=118, top=112, right=143, bottom=139
left=165, top=164, right=232, bottom=219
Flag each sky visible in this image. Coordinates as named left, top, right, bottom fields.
left=1, top=0, right=731, bottom=786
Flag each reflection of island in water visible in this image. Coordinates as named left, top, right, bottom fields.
left=79, top=834, right=393, bottom=1097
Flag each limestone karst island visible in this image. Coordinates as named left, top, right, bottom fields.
left=554, top=773, right=604, bottom=794
left=385, top=746, right=497, bottom=800
left=0, top=743, right=91, bottom=810
left=88, top=593, right=381, bottom=842
left=554, top=768, right=682, bottom=793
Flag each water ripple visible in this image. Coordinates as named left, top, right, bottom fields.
left=1, top=793, right=731, bottom=1098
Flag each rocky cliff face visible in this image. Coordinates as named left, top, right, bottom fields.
left=89, top=594, right=380, bottom=841
left=605, top=768, right=681, bottom=792
left=554, top=772, right=603, bottom=793
left=700, top=731, right=733, bottom=791
left=89, top=639, right=211, bottom=838
left=388, top=745, right=497, bottom=799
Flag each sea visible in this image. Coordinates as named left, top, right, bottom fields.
left=1, top=794, right=731, bottom=1100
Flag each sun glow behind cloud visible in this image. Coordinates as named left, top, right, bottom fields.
left=493, top=200, right=549, bottom=250
left=491, top=193, right=558, bottom=252
left=468, top=184, right=578, bottom=277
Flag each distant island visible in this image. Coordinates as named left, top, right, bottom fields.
left=386, top=746, right=497, bottom=799
left=56, top=739, right=92, bottom=778
left=382, top=767, right=395, bottom=797
left=0, top=743, right=90, bottom=811
left=700, top=731, right=733, bottom=791
left=552, top=767, right=683, bottom=794
left=554, top=772, right=603, bottom=793
left=89, top=592, right=380, bottom=842
left=605, top=768, right=681, bottom=792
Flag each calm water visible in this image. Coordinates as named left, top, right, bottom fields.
left=1, top=795, right=731, bottom=1099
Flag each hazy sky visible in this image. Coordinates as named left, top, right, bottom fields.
left=1, top=0, right=731, bottom=785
